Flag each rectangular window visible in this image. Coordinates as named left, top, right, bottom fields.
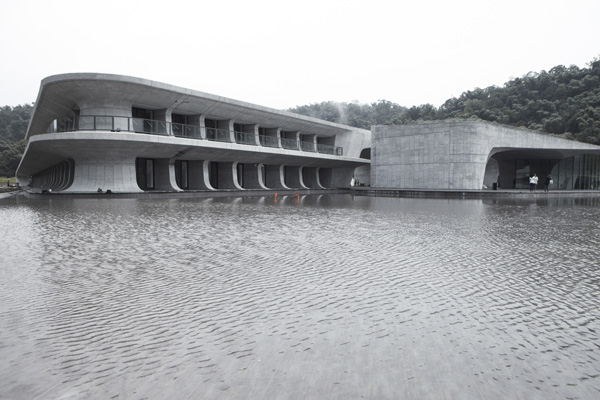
left=146, top=159, right=154, bottom=189
left=181, top=161, right=188, bottom=189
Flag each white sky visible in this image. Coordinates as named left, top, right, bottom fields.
left=1, top=0, right=599, bottom=110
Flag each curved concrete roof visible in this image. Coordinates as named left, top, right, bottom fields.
left=27, top=73, right=363, bottom=139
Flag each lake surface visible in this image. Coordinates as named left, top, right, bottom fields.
left=1, top=194, right=599, bottom=399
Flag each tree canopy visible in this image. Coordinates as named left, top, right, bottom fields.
left=289, top=57, right=600, bottom=144
left=0, top=104, right=32, bottom=177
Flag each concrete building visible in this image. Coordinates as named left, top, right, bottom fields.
left=16, top=73, right=371, bottom=193
left=372, top=121, right=600, bottom=190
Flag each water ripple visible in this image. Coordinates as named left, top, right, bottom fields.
left=0, top=195, right=599, bottom=399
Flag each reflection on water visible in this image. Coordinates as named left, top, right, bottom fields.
left=0, top=194, right=599, bottom=399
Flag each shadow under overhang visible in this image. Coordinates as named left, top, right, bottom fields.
left=490, top=148, right=600, bottom=161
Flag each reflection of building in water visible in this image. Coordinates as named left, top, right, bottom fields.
left=372, top=121, right=600, bottom=190
left=17, top=74, right=371, bottom=193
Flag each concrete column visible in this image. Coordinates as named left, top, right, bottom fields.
left=241, top=163, right=267, bottom=189
left=153, top=109, right=172, bottom=136
left=241, top=124, right=260, bottom=146
left=153, top=158, right=180, bottom=191
left=187, top=115, right=206, bottom=139
left=187, top=160, right=214, bottom=190
left=217, top=162, right=243, bottom=189
left=60, top=160, right=74, bottom=191
left=302, top=167, right=325, bottom=189
left=300, top=134, right=317, bottom=152
left=264, top=165, right=289, bottom=189
left=262, top=128, right=281, bottom=148
left=51, top=164, right=60, bottom=190
left=282, top=131, right=300, bottom=150
left=64, top=156, right=142, bottom=193
left=317, top=136, right=336, bottom=154
left=203, top=160, right=216, bottom=190
left=219, top=120, right=235, bottom=143
left=284, top=166, right=308, bottom=189
left=55, top=162, right=65, bottom=190
left=49, top=165, right=57, bottom=189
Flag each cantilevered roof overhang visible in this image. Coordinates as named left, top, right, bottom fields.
left=26, top=73, right=356, bottom=140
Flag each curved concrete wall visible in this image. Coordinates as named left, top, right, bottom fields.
left=372, top=121, right=600, bottom=190
left=17, top=73, right=371, bottom=193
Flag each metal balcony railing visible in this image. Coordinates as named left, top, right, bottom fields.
left=172, top=123, right=202, bottom=139
left=48, top=115, right=343, bottom=156
left=280, top=137, right=299, bottom=150
left=206, top=127, right=231, bottom=143
left=259, top=135, right=279, bottom=148
left=235, top=131, right=257, bottom=146
left=300, top=141, right=316, bottom=152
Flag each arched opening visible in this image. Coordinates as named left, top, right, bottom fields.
left=354, top=147, right=371, bottom=187
left=485, top=149, right=600, bottom=190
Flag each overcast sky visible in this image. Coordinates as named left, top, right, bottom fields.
left=1, top=0, right=599, bottom=110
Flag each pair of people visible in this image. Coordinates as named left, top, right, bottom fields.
left=529, top=174, right=538, bottom=192
left=529, top=173, right=553, bottom=192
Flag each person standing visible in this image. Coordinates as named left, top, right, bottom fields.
left=529, top=174, right=539, bottom=192
left=545, top=174, right=552, bottom=192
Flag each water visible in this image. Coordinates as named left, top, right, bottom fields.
left=0, top=194, right=599, bottom=399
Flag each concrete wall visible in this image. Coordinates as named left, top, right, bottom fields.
left=372, top=121, right=600, bottom=190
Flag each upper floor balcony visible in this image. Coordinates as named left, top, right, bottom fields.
left=49, top=115, right=344, bottom=156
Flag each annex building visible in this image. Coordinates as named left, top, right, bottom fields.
left=16, top=74, right=371, bottom=193
left=372, top=121, right=600, bottom=191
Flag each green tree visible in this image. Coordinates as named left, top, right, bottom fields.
left=0, top=104, right=33, bottom=177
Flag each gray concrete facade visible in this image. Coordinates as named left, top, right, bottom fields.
left=17, top=73, right=371, bottom=193
left=372, top=121, right=600, bottom=190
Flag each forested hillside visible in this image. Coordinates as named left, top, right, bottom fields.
left=0, top=104, right=32, bottom=177
left=289, top=57, right=600, bottom=144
